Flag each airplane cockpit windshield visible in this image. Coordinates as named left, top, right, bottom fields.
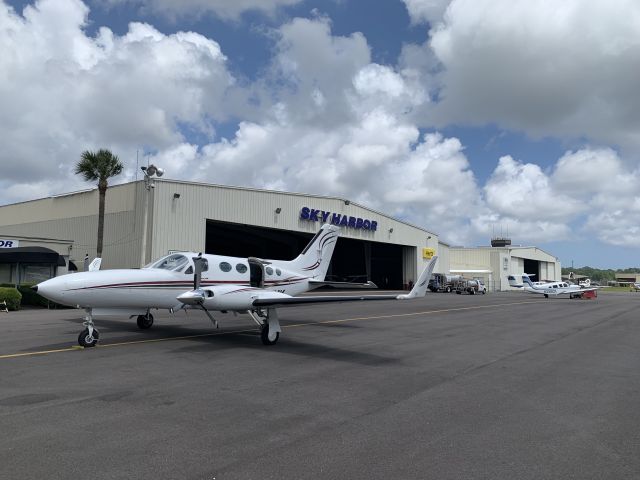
left=144, top=253, right=190, bottom=271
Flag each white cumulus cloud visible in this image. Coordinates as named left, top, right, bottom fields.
left=0, top=0, right=234, bottom=197
left=404, top=0, right=640, bottom=151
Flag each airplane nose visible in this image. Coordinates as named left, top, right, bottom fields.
left=33, top=278, right=66, bottom=303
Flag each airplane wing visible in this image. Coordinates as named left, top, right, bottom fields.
left=252, top=293, right=400, bottom=308
left=308, top=279, right=378, bottom=289
left=253, top=256, right=437, bottom=308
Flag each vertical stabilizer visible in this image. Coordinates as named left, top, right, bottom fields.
left=286, top=224, right=340, bottom=280
left=521, top=274, right=535, bottom=288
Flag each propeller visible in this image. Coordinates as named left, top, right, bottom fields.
left=192, top=253, right=206, bottom=290
left=178, top=254, right=217, bottom=328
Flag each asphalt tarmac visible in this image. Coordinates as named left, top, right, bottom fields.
left=1, top=291, right=640, bottom=479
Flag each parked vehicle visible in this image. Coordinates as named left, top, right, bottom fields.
left=428, top=273, right=462, bottom=293
left=454, top=278, right=487, bottom=295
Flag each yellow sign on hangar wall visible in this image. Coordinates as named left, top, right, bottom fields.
left=422, top=248, right=435, bottom=259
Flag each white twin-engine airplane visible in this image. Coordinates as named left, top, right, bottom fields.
left=508, top=274, right=600, bottom=298
left=34, top=224, right=438, bottom=348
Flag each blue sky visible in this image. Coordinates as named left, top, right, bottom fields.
left=1, top=0, right=639, bottom=269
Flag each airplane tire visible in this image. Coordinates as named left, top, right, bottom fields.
left=137, top=314, right=154, bottom=329
left=78, top=328, right=99, bottom=348
left=544, top=294, right=549, bottom=298
left=446, top=286, right=451, bottom=293
left=260, top=325, right=279, bottom=346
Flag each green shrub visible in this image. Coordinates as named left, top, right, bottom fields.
left=0, top=283, right=70, bottom=309
left=16, top=283, right=51, bottom=307
left=0, top=287, right=22, bottom=311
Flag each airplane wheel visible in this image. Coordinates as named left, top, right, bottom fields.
left=78, top=328, right=99, bottom=348
left=544, top=294, right=549, bottom=298
left=137, top=314, right=154, bottom=329
left=260, top=325, right=279, bottom=346
left=446, top=287, right=451, bottom=293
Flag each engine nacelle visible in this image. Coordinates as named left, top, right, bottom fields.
left=183, top=285, right=292, bottom=311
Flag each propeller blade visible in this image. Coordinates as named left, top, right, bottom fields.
left=192, top=254, right=206, bottom=290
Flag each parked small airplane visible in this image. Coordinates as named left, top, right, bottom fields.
left=508, top=274, right=600, bottom=298
left=34, top=224, right=438, bottom=347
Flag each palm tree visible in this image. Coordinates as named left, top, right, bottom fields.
left=75, top=149, right=124, bottom=258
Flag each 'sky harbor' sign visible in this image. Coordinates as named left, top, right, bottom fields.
left=300, top=207, right=378, bottom=231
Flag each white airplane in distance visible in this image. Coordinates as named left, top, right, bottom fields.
left=34, top=224, right=438, bottom=348
left=508, top=274, right=600, bottom=298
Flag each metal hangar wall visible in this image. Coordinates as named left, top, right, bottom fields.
left=0, top=179, right=440, bottom=289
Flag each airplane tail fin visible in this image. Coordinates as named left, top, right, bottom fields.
left=397, top=256, right=438, bottom=299
left=286, top=224, right=340, bottom=280
left=88, top=258, right=102, bottom=271
left=522, top=274, right=535, bottom=288
left=507, top=275, right=522, bottom=288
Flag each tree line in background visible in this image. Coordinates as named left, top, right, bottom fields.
left=561, top=266, right=640, bottom=283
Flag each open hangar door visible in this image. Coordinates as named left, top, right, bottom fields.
left=523, top=258, right=541, bottom=282
left=205, top=220, right=404, bottom=289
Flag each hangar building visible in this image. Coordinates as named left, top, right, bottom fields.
left=450, top=243, right=561, bottom=291
left=0, top=179, right=560, bottom=290
left=0, top=180, right=440, bottom=289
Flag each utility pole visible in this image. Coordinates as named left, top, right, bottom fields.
left=139, top=164, right=164, bottom=267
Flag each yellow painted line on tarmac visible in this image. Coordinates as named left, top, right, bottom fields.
left=0, top=345, right=85, bottom=360
left=0, top=300, right=541, bottom=360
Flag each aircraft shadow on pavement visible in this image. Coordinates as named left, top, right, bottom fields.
left=171, top=332, right=400, bottom=367
left=50, top=314, right=397, bottom=366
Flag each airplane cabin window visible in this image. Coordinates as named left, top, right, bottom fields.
left=236, top=263, right=248, bottom=274
left=219, top=262, right=232, bottom=272
left=266, top=266, right=274, bottom=275
left=147, top=254, right=189, bottom=271
left=184, top=266, right=193, bottom=275
left=276, top=268, right=281, bottom=276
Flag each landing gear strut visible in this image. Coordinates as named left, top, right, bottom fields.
left=137, top=312, right=154, bottom=329
left=260, top=308, right=281, bottom=345
left=248, top=308, right=281, bottom=345
left=78, top=308, right=100, bottom=348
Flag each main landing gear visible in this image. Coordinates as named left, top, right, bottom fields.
left=136, top=312, right=154, bottom=329
left=249, top=308, right=281, bottom=345
left=78, top=308, right=99, bottom=348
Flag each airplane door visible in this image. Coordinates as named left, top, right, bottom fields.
left=248, top=259, right=264, bottom=288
